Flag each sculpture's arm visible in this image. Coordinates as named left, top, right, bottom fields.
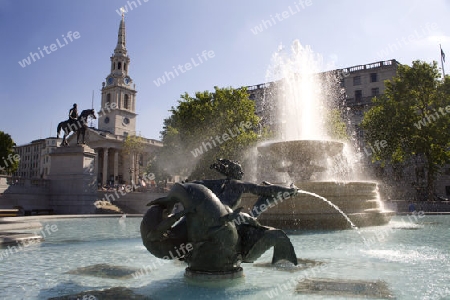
left=147, top=210, right=187, bottom=241
left=234, top=180, right=297, bottom=198
left=233, top=181, right=298, bottom=218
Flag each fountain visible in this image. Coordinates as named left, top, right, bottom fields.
left=242, top=40, right=394, bottom=230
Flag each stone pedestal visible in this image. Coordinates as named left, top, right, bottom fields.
left=0, top=176, right=9, bottom=194
left=48, top=145, right=97, bottom=214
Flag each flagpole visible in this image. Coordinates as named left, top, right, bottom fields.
left=440, top=44, right=446, bottom=78
left=90, top=90, right=94, bottom=127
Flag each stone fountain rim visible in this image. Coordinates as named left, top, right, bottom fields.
left=257, top=139, right=345, bottom=148
left=296, top=180, right=379, bottom=185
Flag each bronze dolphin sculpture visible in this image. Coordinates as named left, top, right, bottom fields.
left=140, top=182, right=297, bottom=273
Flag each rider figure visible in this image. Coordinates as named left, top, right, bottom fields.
left=69, top=103, right=78, bottom=124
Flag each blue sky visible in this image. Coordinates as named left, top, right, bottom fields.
left=1, top=0, right=449, bottom=145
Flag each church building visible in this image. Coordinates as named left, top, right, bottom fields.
left=70, top=15, right=162, bottom=187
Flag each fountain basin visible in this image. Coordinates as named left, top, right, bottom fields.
left=1, top=216, right=449, bottom=299
left=240, top=181, right=395, bottom=230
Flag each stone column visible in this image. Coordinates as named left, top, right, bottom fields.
left=114, top=149, right=119, bottom=185
left=130, top=153, right=135, bottom=185
left=94, top=149, right=99, bottom=187
left=102, top=147, right=109, bottom=186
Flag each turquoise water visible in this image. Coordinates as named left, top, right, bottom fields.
left=0, top=215, right=449, bottom=299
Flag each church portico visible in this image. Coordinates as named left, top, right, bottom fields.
left=91, top=143, right=124, bottom=187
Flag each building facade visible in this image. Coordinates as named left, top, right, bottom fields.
left=14, top=137, right=61, bottom=179
left=340, top=60, right=399, bottom=150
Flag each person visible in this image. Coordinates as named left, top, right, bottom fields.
left=68, top=103, right=78, bottom=123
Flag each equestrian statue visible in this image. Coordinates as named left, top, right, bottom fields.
left=56, top=104, right=96, bottom=146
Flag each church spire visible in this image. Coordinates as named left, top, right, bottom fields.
left=99, top=14, right=136, bottom=136
left=115, top=14, right=127, bottom=55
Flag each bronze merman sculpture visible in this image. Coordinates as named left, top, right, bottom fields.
left=140, top=159, right=299, bottom=278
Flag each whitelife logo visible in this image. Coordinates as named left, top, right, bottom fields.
left=18, top=31, right=81, bottom=68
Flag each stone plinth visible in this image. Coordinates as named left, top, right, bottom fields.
left=0, top=176, right=8, bottom=194
left=48, top=145, right=97, bottom=214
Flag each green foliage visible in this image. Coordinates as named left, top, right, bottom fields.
left=122, top=135, right=145, bottom=183
left=325, top=109, right=349, bottom=141
left=159, top=86, right=260, bottom=179
left=123, top=135, right=145, bottom=155
left=361, top=60, right=450, bottom=195
left=145, top=150, right=171, bottom=184
left=0, top=131, right=18, bottom=175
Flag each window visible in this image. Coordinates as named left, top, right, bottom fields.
left=118, top=62, right=121, bottom=70
left=124, top=94, right=129, bottom=109
left=124, top=63, right=127, bottom=71
left=353, top=76, right=361, bottom=86
left=370, top=73, right=378, bottom=82
left=371, top=88, right=380, bottom=97
left=106, top=93, right=111, bottom=105
left=355, top=125, right=364, bottom=138
left=355, top=90, right=362, bottom=102
left=354, top=110, right=363, bottom=116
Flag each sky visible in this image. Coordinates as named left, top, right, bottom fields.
left=1, top=0, right=449, bottom=146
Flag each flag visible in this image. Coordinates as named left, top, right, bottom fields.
left=441, top=48, right=446, bottom=63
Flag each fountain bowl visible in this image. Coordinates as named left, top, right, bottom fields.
left=258, top=140, right=344, bottom=161
left=257, top=140, right=345, bottom=181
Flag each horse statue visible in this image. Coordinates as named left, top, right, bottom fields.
left=56, top=109, right=96, bottom=146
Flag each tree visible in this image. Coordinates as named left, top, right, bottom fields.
left=159, top=86, right=260, bottom=180
left=325, top=108, right=349, bottom=141
left=122, top=135, right=145, bottom=184
left=145, top=151, right=171, bottom=188
left=0, top=131, right=19, bottom=175
left=361, top=60, right=450, bottom=198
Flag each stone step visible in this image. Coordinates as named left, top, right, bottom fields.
left=0, top=209, right=21, bottom=217
left=0, top=232, right=43, bottom=246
